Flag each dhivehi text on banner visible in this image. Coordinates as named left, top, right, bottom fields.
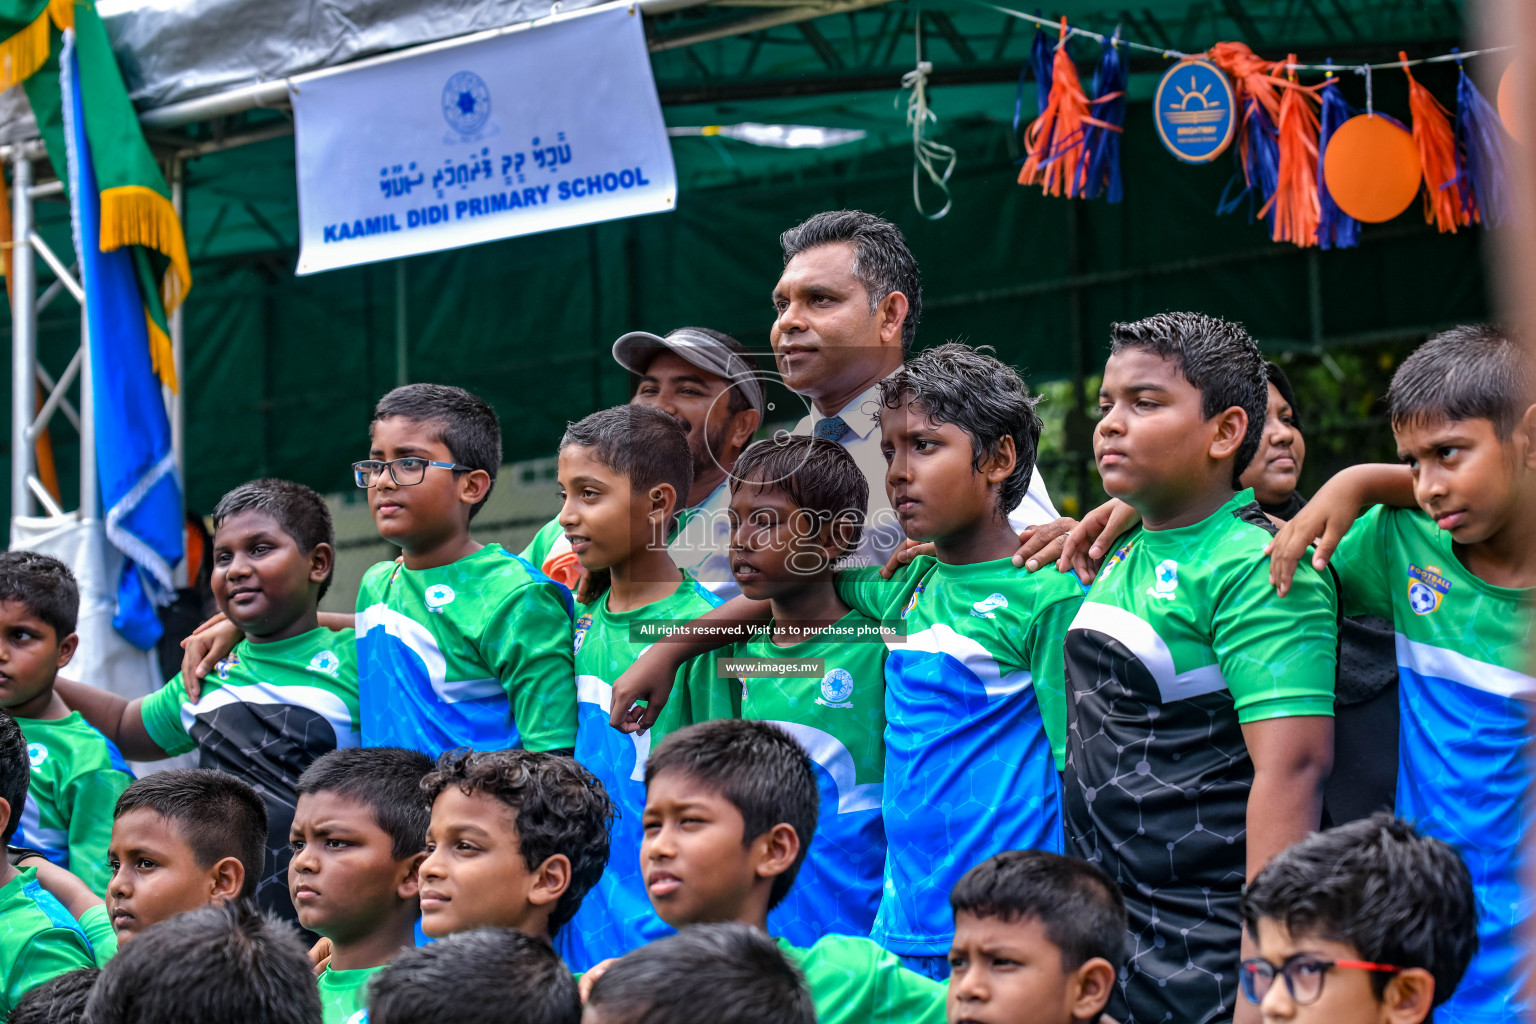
left=290, top=3, right=676, bottom=275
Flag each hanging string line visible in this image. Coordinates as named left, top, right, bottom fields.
left=963, top=0, right=1511, bottom=73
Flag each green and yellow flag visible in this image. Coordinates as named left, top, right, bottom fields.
left=0, top=0, right=190, bottom=389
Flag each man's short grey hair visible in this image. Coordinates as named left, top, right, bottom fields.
left=780, top=210, right=922, bottom=354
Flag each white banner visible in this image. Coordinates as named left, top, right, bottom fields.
left=290, top=3, right=676, bottom=275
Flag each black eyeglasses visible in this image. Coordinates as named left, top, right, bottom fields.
left=352, top=458, right=471, bottom=488
left=1240, top=954, right=1402, bottom=1006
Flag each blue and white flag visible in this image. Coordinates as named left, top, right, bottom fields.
left=61, top=29, right=182, bottom=649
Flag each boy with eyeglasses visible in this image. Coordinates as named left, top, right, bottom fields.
left=183, top=385, right=577, bottom=759
left=1238, top=814, right=1477, bottom=1024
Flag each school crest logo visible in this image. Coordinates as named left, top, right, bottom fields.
left=307, top=650, right=341, bottom=678
left=424, top=584, right=456, bottom=613
left=214, top=653, right=240, bottom=681
left=901, top=584, right=926, bottom=620
left=816, top=668, right=855, bottom=708
left=27, top=743, right=47, bottom=769
left=1148, top=559, right=1179, bottom=600
left=1407, top=564, right=1451, bottom=616
left=971, top=593, right=1009, bottom=619
left=573, top=614, right=594, bottom=655
left=442, top=71, right=491, bottom=136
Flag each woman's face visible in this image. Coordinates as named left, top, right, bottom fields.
left=1241, top=381, right=1306, bottom=507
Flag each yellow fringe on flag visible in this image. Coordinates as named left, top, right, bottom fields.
left=145, top=308, right=177, bottom=392
left=0, top=0, right=76, bottom=92
left=100, top=184, right=193, bottom=315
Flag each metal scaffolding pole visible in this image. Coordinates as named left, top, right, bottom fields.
left=9, top=156, right=35, bottom=533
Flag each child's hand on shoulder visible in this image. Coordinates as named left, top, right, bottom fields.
left=1057, top=500, right=1140, bottom=583
left=179, top=613, right=243, bottom=701
left=577, top=957, right=619, bottom=1003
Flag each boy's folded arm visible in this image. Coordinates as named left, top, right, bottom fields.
left=51, top=679, right=169, bottom=761
left=608, top=594, right=771, bottom=733
left=1265, top=464, right=1415, bottom=595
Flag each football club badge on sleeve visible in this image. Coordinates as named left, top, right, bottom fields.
left=817, top=668, right=856, bottom=709
left=901, top=584, right=926, bottom=620
left=573, top=613, right=593, bottom=654
left=1407, top=564, right=1451, bottom=615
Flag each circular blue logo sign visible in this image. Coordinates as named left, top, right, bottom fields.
left=442, top=71, right=491, bottom=136
left=1154, top=59, right=1235, bottom=163
left=820, top=668, right=855, bottom=706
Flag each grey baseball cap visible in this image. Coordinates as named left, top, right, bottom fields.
left=612, top=327, right=766, bottom=418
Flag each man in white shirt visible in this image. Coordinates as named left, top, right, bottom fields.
left=773, top=210, right=1058, bottom=567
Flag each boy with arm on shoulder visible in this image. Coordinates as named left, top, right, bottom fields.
left=723, top=435, right=888, bottom=945
left=416, top=748, right=612, bottom=944
left=104, top=769, right=267, bottom=945
left=638, top=718, right=946, bottom=1024
left=612, top=343, right=1083, bottom=972
left=0, top=712, right=96, bottom=1016
left=289, top=746, right=434, bottom=1024
left=1065, top=313, right=1337, bottom=1024
left=1239, top=814, right=1478, bottom=1024
left=947, top=851, right=1124, bottom=1024
left=353, top=384, right=577, bottom=756
left=0, top=552, right=133, bottom=896
left=1266, top=325, right=1534, bottom=1024
left=553, top=405, right=734, bottom=970
left=55, top=479, right=358, bottom=924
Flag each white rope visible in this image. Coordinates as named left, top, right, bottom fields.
left=901, top=20, right=957, bottom=220
left=965, top=0, right=1511, bottom=73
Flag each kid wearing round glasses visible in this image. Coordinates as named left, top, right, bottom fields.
left=1238, top=814, right=1477, bottom=1024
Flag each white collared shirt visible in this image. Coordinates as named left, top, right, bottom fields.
left=791, top=380, right=1060, bottom=567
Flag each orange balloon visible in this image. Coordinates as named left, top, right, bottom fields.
left=1322, top=114, right=1421, bottom=223
left=1498, top=64, right=1522, bottom=143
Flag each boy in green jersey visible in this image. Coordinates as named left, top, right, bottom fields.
left=57, top=479, right=357, bottom=925
left=289, top=747, right=434, bottom=1024
left=1065, top=313, right=1337, bottom=1024
left=584, top=923, right=816, bottom=1024
left=0, top=712, right=96, bottom=1016
left=105, top=769, right=267, bottom=945
left=552, top=406, right=732, bottom=970
left=0, top=552, right=133, bottom=897
left=721, top=436, right=887, bottom=946
left=353, top=384, right=577, bottom=756
left=636, top=720, right=947, bottom=1024
left=947, top=851, right=1122, bottom=1024
left=87, top=901, right=321, bottom=1024
left=1266, top=325, right=1535, bottom=1024
left=368, top=927, right=581, bottom=1024
left=417, top=749, right=612, bottom=944
left=1238, top=815, right=1478, bottom=1024
left=613, top=344, right=1084, bottom=975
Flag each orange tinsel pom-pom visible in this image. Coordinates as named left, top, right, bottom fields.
left=1019, top=19, right=1091, bottom=197
left=1264, top=55, right=1322, bottom=247
left=1403, top=52, right=1475, bottom=233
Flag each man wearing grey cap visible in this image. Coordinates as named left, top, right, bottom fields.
left=520, top=326, right=762, bottom=598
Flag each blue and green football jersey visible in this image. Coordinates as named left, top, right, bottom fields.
left=14, top=713, right=133, bottom=896
left=355, top=544, right=577, bottom=755
left=555, top=574, right=733, bottom=970
left=836, top=555, right=1084, bottom=956
left=732, top=613, right=888, bottom=946
left=1333, top=505, right=1533, bottom=1024
left=0, top=867, right=96, bottom=1016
